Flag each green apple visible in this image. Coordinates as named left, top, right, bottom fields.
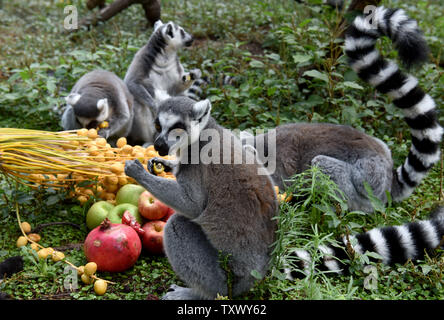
left=107, top=203, right=144, bottom=225
left=86, top=201, right=115, bottom=230
left=115, top=184, right=146, bottom=206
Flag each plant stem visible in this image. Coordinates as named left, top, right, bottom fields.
left=15, top=202, right=115, bottom=284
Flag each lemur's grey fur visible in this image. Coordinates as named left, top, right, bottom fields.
left=124, top=97, right=278, bottom=300
left=61, top=69, right=134, bottom=146
left=244, top=7, right=443, bottom=212
left=124, top=20, right=202, bottom=146
left=246, top=123, right=393, bottom=212
left=124, top=96, right=444, bottom=299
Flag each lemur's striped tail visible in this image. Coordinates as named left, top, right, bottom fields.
left=184, top=77, right=209, bottom=101
left=184, top=75, right=236, bottom=101
left=285, top=207, right=444, bottom=279
left=344, top=7, right=443, bottom=202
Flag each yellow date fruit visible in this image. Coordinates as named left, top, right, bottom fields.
left=21, top=222, right=32, bottom=233
left=84, top=262, right=97, bottom=276
left=38, top=248, right=50, bottom=259
left=52, top=251, right=65, bottom=262
left=116, top=137, right=127, bottom=148
left=153, top=162, right=165, bottom=175
left=77, top=265, right=85, bottom=275
left=81, top=273, right=94, bottom=285
left=16, top=236, right=28, bottom=247
left=94, top=279, right=108, bottom=295
left=28, top=233, right=41, bottom=242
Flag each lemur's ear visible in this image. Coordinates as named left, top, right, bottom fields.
left=166, top=23, right=174, bottom=38
left=192, top=99, right=212, bottom=121
left=97, top=98, right=108, bottom=111
left=65, top=93, right=81, bottom=105
left=154, top=20, right=163, bottom=31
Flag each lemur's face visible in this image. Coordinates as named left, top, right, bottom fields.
left=153, top=98, right=211, bottom=157
left=155, top=20, right=194, bottom=49
left=65, top=93, right=110, bottom=129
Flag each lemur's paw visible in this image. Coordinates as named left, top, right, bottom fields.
left=98, top=128, right=110, bottom=139
left=161, top=285, right=201, bottom=300
left=124, top=159, right=144, bottom=178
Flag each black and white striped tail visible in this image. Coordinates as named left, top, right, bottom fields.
left=344, top=6, right=443, bottom=202
left=184, top=74, right=236, bottom=101
left=285, top=207, right=444, bottom=279
left=184, top=77, right=209, bottom=101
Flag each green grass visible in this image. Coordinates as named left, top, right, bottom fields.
left=0, top=0, right=443, bottom=300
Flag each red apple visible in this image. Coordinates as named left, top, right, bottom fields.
left=138, top=191, right=169, bottom=220
left=141, top=220, right=166, bottom=255
left=161, top=207, right=176, bottom=222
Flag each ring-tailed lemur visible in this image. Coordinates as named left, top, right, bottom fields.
left=61, top=69, right=134, bottom=146
left=124, top=96, right=278, bottom=300
left=124, top=20, right=203, bottom=145
left=244, top=7, right=443, bottom=212
left=285, top=206, right=444, bottom=279
left=124, top=96, right=444, bottom=299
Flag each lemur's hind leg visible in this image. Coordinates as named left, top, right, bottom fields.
left=350, top=156, right=392, bottom=202
left=311, top=155, right=391, bottom=212
left=162, top=214, right=228, bottom=300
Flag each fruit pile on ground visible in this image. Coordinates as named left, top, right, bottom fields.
left=85, top=184, right=175, bottom=268
left=0, top=128, right=175, bottom=206
left=65, top=130, right=175, bottom=205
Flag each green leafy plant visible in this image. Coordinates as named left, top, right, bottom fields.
left=0, top=0, right=443, bottom=300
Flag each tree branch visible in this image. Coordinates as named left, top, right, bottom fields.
left=75, top=0, right=160, bottom=32
left=30, top=221, right=81, bottom=234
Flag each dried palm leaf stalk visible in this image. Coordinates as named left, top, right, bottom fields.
left=0, top=128, right=174, bottom=204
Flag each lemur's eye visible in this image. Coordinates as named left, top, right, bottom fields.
left=154, top=119, right=162, bottom=132
left=166, top=24, right=174, bottom=38
left=180, top=29, right=185, bottom=38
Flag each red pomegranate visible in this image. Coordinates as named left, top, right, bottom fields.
left=84, top=218, right=142, bottom=272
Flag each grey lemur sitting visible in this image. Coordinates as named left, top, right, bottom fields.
left=124, top=96, right=444, bottom=299
left=61, top=69, right=134, bottom=146
left=62, top=21, right=203, bottom=147
left=243, top=7, right=443, bottom=212
left=124, top=20, right=202, bottom=146
left=124, top=96, right=278, bottom=300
